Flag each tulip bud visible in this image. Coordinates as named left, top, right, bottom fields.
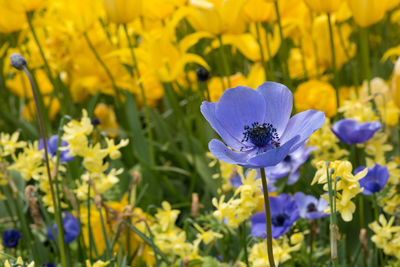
left=10, top=53, right=27, bottom=70
left=304, top=0, right=344, bottom=13
left=102, top=0, right=141, bottom=24
left=347, top=0, right=389, bottom=27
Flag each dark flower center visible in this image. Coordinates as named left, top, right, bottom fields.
left=307, top=203, right=318, bottom=213
left=242, top=122, right=280, bottom=148
left=272, top=214, right=288, bottom=227
left=283, top=155, right=291, bottom=162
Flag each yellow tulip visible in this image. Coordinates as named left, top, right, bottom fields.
left=142, top=0, right=180, bottom=20
left=0, top=1, right=26, bottom=33
left=187, top=0, right=247, bottom=35
left=243, top=0, right=276, bottom=23
left=304, top=0, right=344, bottom=13
left=20, top=0, right=43, bottom=12
left=94, top=103, right=120, bottom=137
left=295, top=80, right=337, bottom=117
left=392, top=57, right=400, bottom=108
left=347, top=0, right=389, bottom=27
left=102, top=0, right=141, bottom=24
left=387, top=0, right=400, bottom=10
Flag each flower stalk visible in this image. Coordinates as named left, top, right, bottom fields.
left=326, top=162, right=338, bottom=267
left=217, top=35, right=231, bottom=88
left=327, top=13, right=340, bottom=110
left=260, top=168, right=276, bottom=267
left=10, top=53, right=67, bottom=267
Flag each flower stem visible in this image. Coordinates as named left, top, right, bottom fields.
left=327, top=13, right=340, bottom=110
left=326, top=163, right=338, bottom=267
left=260, top=168, right=276, bottom=267
left=273, top=1, right=291, bottom=88
left=22, top=66, right=67, bottom=267
left=122, top=24, right=154, bottom=164
left=83, top=32, right=122, bottom=107
left=255, top=22, right=269, bottom=81
left=239, top=223, right=250, bottom=267
left=217, top=35, right=231, bottom=88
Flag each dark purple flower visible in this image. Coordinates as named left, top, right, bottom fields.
left=2, top=229, right=22, bottom=248
left=293, top=192, right=328, bottom=220
left=201, top=82, right=325, bottom=168
left=47, top=213, right=80, bottom=244
left=39, top=135, right=74, bottom=162
left=42, top=264, right=56, bottom=267
left=265, top=143, right=314, bottom=185
left=355, top=164, right=389, bottom=195
left=331, top=119, right=381, bottom=145
left=251, top=194, right=299, bottom=239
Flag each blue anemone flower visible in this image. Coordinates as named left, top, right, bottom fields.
left=250, top=194, right=299, bottom=239
left=265, top=143, right=314, bottom=185
left=293, top=192, right=328, bottom=220
left=39, top=135, right=74, bottom=162
left=355, top=164, right=389, bottom=195
left=331, top=119, right=381, bottom=145
left=201, top=82, right=325, bottom=168
left=47, top=212, right=80, bottom=244
left=2, top=229, right=22, bottom=248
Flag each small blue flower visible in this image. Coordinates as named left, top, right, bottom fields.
left=39, top=135, right=74, bottom=162
left=265, top=143, right=314, bottom=185
left=250, top=194, right=299, bottom=239
left=2, top=229, right=22, bottom=248
left=201, top=82, right=325, bottom=168
left=355, top=164, right=389, bottom=195
left=293, top=192, right=328, bottom=220
left=47, top=213, right=80, bottom=244
left=331, top=119, right=381, bottom=145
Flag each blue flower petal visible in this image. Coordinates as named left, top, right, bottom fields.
left=215, top=86, right=266, bottom=141
left=201, top=101, right=244, bottom=150
left=247, top=135, right=300, bottom=168
left=257, top=82, right=293, bottom=136
left=208, top=139, right=252, bottom=167
left=280, top=110, right=325, bottom=152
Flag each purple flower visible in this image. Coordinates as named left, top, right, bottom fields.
left=293, top=192, right=328, bottom=220
left=42, top=264, right=56, bottom=267
left=265, top=143, right=314, bottom=185
left=47, top=213, right=80, bottom=244
left=39, top=135, right=74, bottom=162
left=355, top=164, right=389, bottom=195
left=251, top=194, right=299, bottom=239
left=201, top=82, right=325, bottom=168
left=2, top=229, right=22, bottom=248
left=331, top=119, right=381, bottom=145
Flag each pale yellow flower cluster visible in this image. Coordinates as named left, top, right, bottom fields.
left=62, top=110, right=129, bottom=200
left=212, top=169, right=262, bottom=228
left=369, top=215, right=400, bottom=260
left=307, top=118, right=349, bottom=166
left=312, top=160, right=367, bottom=222
left=4, top=257, right=35, bottom=267
left=152, top=201, right=200, bottom=260
left=249, top=233, right=304, bottom=267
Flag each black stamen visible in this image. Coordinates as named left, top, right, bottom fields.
left=241, top=122, right=280, bottom=151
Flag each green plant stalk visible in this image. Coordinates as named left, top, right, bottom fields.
left=273, top=1, right=291, bottom=88
left=327, top=13, right=340, bottom=110
left=239, top=223, right=250, bottom=267
left=260, top=168, right=276, bottom=267
left=326, top=163, right=338, bottom=267
left=22, top=65, right=67, bottom=267
left=262, top=22, right=276, bottom=81
left=217, top=35, right=231, bottom=88
left=359, top=26, right=374, bottom=106
left=122, top=24, right=155, bottom=165
left=255, top=22, right=269, bottom=80
left=83, top=32, right=122, bottom=107
left=97, top=204, right=112, bottom=261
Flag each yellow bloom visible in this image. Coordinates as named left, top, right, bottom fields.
left=391, top=57, right=400, bottom=108
left=94, top=103, right=120, bottom=137
left=187, top=0, right=247, bottom=35
left=295, top=80, right=337, bottom=118
left=193, top=223, right=223, bottom=245
left=102, top=0, right=141, bottom=24
left=86, top=260, right=110, bottom=267
left=156, top=201, right=181, bottom=231
left=347, top=0, right=390, bottom=27
left=62, top=110, right=93, bottom=156
left=0, top=132, right=26, bottom=157
left=304, top=0, right=344, bottom=13
left=243, top=0, right=276, bottom=23
left=0, top=1, right=26, bottom=33
left=370, top=215, right=400, bottom=248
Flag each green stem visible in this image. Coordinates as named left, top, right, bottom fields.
left=122, top=24, right=154, bottom=165
left=255, top=22, right=269, bottom=80
left=217, top=35, right=231, bottom=88
left=239, top=223, right=250, bottom=267
left=273, top=1, right=291, bottom=88
left=262, top=23, right=276, bottom=81
left=22, top=65, right=67, bottom=267
left=260, top=168, right=276, bottom=267
left=326, top=163, right=338, bottom=267
left=83, top=32, right=122, bottom=107
left=327, top=13, right=340, bottom=110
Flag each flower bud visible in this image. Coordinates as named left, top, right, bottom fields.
left=10, top=53, right=27, bottom=70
